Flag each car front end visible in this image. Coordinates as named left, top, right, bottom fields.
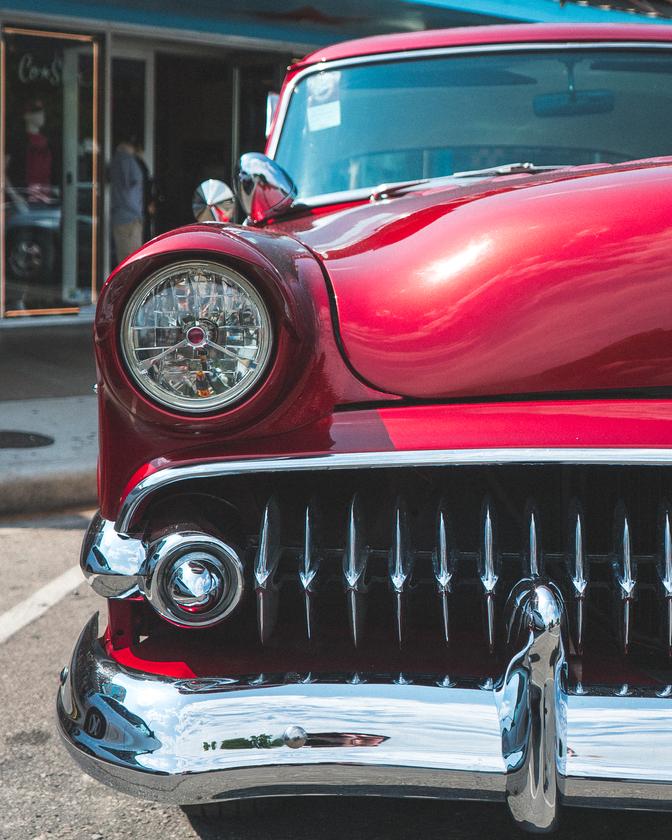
left=59, top=24, right=672, bottom=832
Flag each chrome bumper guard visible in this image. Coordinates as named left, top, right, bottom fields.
left=58, top=595, right=672, bottom=832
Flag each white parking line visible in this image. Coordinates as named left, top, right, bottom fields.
left=0, top=565, right=83, bottom=644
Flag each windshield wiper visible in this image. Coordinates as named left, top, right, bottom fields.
left=452, top=162, right=567, bottom=178
left=369, top=179, right=430, bottom=201
left=368, top=165, right=567, bottom=201
left=348, top=164, right=568, bottom=206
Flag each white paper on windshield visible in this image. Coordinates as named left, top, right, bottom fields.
left=306, top=70, right=341, bottom=132
left=307, top=100, right=341, bottom=131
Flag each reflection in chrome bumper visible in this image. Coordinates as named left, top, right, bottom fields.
left=59, top=611, right=672, bottom=829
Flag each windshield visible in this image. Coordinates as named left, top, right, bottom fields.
left=274, top=48, right=672, bottom=201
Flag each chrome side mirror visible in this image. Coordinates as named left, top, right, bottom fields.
left=235, top=152, right=296, bottom=224
left=192, top=179, right=235, bottom=223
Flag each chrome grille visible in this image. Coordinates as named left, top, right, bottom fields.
left=146, top=464, right=672, bottom=677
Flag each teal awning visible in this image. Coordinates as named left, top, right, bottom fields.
left=416, top=0, right=669, bottom=24
left=0, top=0, right=510, bottom=51
left=2, top=0, right=668, bottom=55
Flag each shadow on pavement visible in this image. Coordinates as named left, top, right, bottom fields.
left=183, top=797, right=672, bottom=840
left=0, top=509, right=92, bottom=528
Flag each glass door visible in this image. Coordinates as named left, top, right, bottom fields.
left=110, top=51, right=154, bottom=270
left=0, top=27, right=100, bottom=317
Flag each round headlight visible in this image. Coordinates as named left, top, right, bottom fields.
left=120, top=261, right=273, bottom=413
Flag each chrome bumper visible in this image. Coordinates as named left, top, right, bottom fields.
left=58, top=611, right=672, bottom=830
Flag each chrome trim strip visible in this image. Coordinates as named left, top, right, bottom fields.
left=267, top=41, right=672, bottom=160
left=59, top=611, right=672, bottom=813
left=116, top=447, right=672, bottom=533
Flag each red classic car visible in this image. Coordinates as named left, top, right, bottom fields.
left=59, top=23, right=672, bottom=832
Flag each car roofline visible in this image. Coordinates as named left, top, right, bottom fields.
left=294, top=23, right=672, bottom=70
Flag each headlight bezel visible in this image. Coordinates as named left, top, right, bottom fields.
left=119, top=259, right=274, bottom=416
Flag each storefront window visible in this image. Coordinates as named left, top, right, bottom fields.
left=1, top=27, right=99, bottom=317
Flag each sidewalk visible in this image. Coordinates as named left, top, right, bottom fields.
left=0, top=322, right=98, bottom=514
left=0, top=395, right=98, bottom=514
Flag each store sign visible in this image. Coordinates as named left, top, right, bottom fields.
left=17, top=53, right=62, bottom=86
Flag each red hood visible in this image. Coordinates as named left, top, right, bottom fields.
left=273, top=160, right=672, bottom=400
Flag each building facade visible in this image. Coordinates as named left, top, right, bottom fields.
left=0, top=0, right=666, bottom=321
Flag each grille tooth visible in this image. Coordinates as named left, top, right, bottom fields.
left=299, top=501, right=321, bottom=641
left=432, top=499, right=456, bottom=645
left=478, top=498, right=499, bottom=654
left=254, top=497, right=282, bottom=645
left=343, top=493, right=368, bottom=648
left=524, top=501, right=542, bottom=577
left=613, top=502, right=637, bottom=655
left=657, top=501, right=672, bottom=656
left=389, top=497, right=413, bottom=646
left=566, top=500, right=588, bottom=655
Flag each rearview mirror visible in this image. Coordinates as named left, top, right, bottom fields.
left=235, top=152, right=296, bottom=223
left=534, top=89, right=615, bottom=118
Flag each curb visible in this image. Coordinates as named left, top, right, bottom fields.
left=0, top=462, right=97, bottom=515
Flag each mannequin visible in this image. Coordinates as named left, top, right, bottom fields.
left=6, top=98, right=54, bottom=204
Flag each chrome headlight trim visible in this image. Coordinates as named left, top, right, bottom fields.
left=120, top=260, right=273, bottom=414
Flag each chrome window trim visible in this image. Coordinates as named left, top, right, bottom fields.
left=116, top=446, right=672, bottom=532
left=267, top=39, right=672, bottom=171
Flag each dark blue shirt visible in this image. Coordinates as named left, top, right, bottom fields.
left=110, top=146, right=143, bottom=225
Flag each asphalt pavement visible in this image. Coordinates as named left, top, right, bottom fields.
left=2, top=508, right=672, bottom=839
left=0, top=321, right=96, bottom=402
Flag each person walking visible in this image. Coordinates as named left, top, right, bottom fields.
left=134, top=144, right=156, bottom=242
left=110, top=134, right=143, bottom=263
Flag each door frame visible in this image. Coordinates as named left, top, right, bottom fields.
left=0, top=25, right=101, bottom=317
